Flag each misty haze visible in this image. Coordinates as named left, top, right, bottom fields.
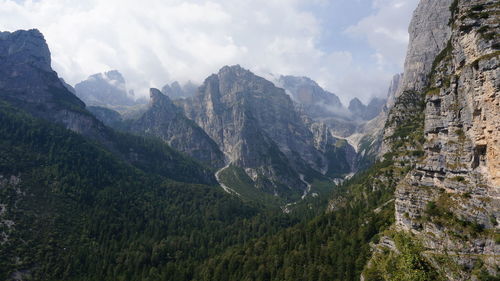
left=0, top=0, right=498, bottom=280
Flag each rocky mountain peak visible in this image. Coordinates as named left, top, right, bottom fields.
left=150, top=87, right=171, bottom=105
left=0, top=29, right=52, bottom=72
left=179, top=65, right=348, bottom=199
left=385, top=73, right=403, bottom=109
left=206, top=65, right=278, bottom=99
left=278, top=75, right=343, bottom=109
left=218, top=64, right=251, bottom=77
left=130, top=88, right=225, bottom=168
left=75, top=69, right=142, bottom=107
left=101, top=70, right=125, bottom=84
left=161, top=80, right=197, bottom=100
left=348, top=97, right=364, bottom=112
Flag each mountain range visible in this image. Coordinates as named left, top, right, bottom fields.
left=0, top=0, right=498, bottom=280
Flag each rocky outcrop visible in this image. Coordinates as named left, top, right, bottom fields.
left=367, top=0, right=499, bottom=279
left=161, top=81, right=198, bottom=100
left=278, top=75, right=344, bottom=118
left=129, top=88, right=225, bottom=168
left=398, top=0, right=454, bottom=96
left=381, top=0, right=453, bottom=156
left=0, top=29, right=108, bottom=140
left=385, top=73, right=403, bottom=109
left=75, top=70, right=145, bottom=107
left=178, top=66, right=334, bottom=199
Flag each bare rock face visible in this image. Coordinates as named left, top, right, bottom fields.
left=370, top=0, right=499, bottom=279
left=179, top=65, right=332, bottom=198
left=129, top=88, right=225, bottom=168
left=0, top=29, right=106, bottom=140
left=398, top=0, right=454, bottom=96
left=385, top=73, right=403, bottom=109
left=87, top=106, right=123, bottom=128
left=381, top=0, right=453, bottom=156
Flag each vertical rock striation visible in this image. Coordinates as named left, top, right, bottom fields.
left=179, top=65, right=332, bottom=199
left=129, top=88, right=225, bottom=168
left=366, top=0, right=499, bottom=279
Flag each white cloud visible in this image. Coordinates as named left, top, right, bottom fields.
left=346, top=0, right=418, bottom=70
left=0, top=0, right=418, bottom=104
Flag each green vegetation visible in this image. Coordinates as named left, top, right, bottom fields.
left=325, top=138, right=354, bottom=178
left=217, top=165, right=285, bottom=207
left=196, top=159, right=397, bottom=281
left=0, top=100, right=307, bottom=280
left=449, top=0, right=460, bottom=25
left=196, top=87, right=429, bottom=280
left=425, top=88, right=440, bottom=96
left=364, top=232, right=443, bottom=281
left=423, top=193, right=485, bottom=239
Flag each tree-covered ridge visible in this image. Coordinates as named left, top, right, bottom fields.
left=194, top=159, right=397, bottom=281
left=0, top=100, right=313, bottom=281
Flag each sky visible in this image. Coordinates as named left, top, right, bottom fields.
left=0, top=0, right=418, bottom=104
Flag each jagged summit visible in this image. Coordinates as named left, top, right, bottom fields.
left=75, top=70, right=143, bottom=107
left=149, top=87, right=170, bottom=104
left=129, top=87, right=226, bottom=167
left=176, top=65, right=357, bottom=200
left=161, top=80, right=197, bottom=100
left=0, top=29, right=52, bottom=72
left=348, top=97, right=363, bottom=112
left=278, top=75, right=343, bottom=113
left=0, top=28, right=92, bottom=131
left=75, top=70, right=144, bottom=107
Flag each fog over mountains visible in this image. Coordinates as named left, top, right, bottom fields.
left=0, top=0, right=498, bottom=280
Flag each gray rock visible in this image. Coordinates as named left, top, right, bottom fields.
left=278, top=75, right=344, bottom=118
left=161, top=81, right=198, bottom=100
left=129, top=88, right=225, bottom=168
left=75, top=70, right=143, bottom=107
left=368, top=0, right=500, bottom=279
left=179, top=65, right=333, bottom=199
left=87, top=106, right=123, bottom=128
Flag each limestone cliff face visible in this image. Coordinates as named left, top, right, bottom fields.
left=399, top=0, right=454, bottom=95
left=179, top=65, right=331, bottom=198
left=367, top=0, right=499, bottom=279
left=385, top=73, right=403, bottom=109
left=0, top=29, right=107, bottom=140
left=129, top=88, right=225, bottom=168
left=381, top=0, right=454, bottom=156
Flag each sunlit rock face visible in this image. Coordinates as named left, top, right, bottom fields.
left=367, top=0, right=499, bottom=279
left=178, top=65, right=337, bottom=198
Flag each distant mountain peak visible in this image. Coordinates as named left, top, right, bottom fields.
left=149, top=88, right=175, bottom=110
left=75, top=69, right=143, bottom=107
left=161, top=80, right=198, bottom=100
